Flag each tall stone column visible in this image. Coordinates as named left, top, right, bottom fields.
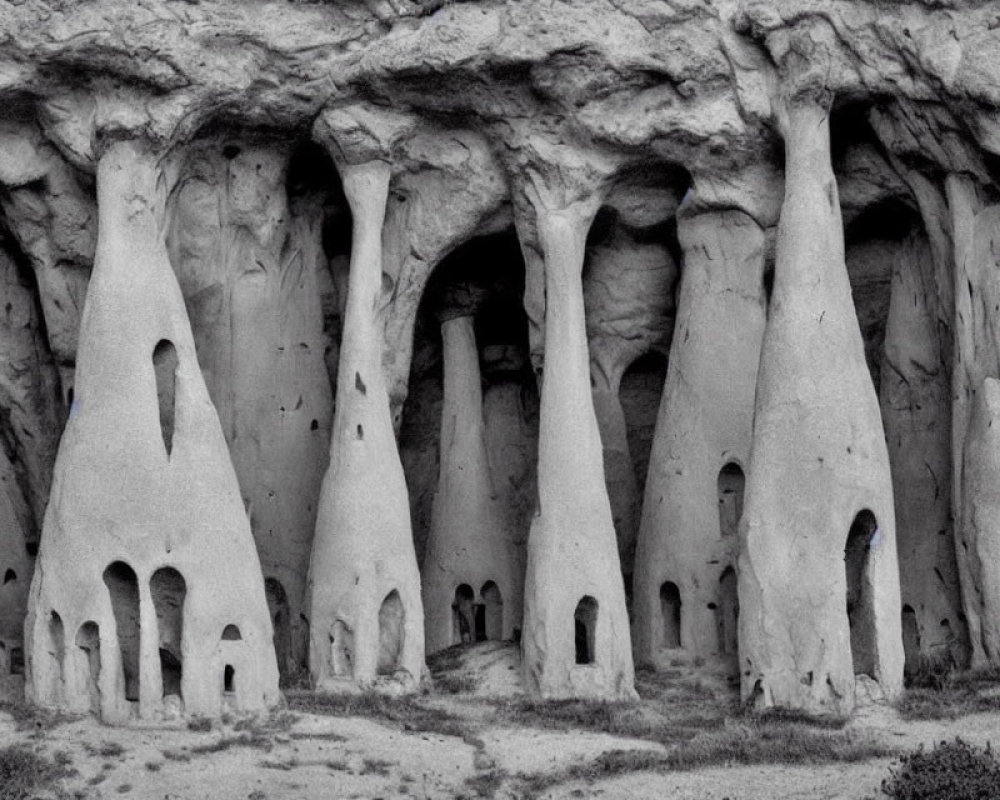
left=879, top=233, right=966, bottom=669
left=422, top=310, right=522, bottom=654
left=25, top=137, right=279, bottom=721
left=738, top=98, right=903, bottom=715
left=634, top=209, right=766, bottom=670
left=520, top=191, right=635, bottom=700
left=953, top=197, right=1000, bottom=667
left=308, top=161, right=424, bottom=689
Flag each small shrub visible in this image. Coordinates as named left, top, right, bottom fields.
left=84, top=741, right=126, bottom=758
left=0, top=745, right=65, bottom=800
left=881, top=738, right=1000, bottom=799
left=904, top=655, right=953, bottom=691
left=360, top=757, right=394, bottom=777
left=0, top=701, right=75, bottom=732
left=286, top=690, right=466, bottom=737
left=189, top=732, right=272, bottom=755
left=187, top=716, right=213, bottom=733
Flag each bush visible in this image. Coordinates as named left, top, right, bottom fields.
left=881, top=738, right=1000, bottom=800
left=0, top=744, right=64, bottom=800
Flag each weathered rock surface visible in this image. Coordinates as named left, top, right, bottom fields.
left=25, top=138, right=279, bottom=720
left=1, top=0, right=1000, bottom=712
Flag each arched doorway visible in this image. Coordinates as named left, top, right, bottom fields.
left=845, top=510, right=878, bottom=677
left=660, top=582, right=682, bottom=648
left=452, top=584, right=475, bottom=645
left=717, top=463, right=745, bottom=539
left=717, top=567, right=739, bottom=660
left=481, top=582, right=503, bottom=642
left=75, top=622, right=101, bottom=715
left=329, top=619, right=353, bottom=679
left=103, top=562, right=140, bottom=702
left=150, top=567, right=186, bottom=698
left=574, top=596, right=599, bottom=665
left=377, top=590, right=404, bottom=676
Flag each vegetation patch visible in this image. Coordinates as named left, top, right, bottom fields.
left=514, top=718, right=895, bottom=794
left=286, top=690, right=467, bottom=737
left=189, top=732, right=273, bottom=755
left=360, top=757, right=394, bottom=777
left=897, top=665, right=1000, bottom=721
left=0, top=744, right=69, bottom=800
left=0, top=700, right=76, bottom=732
left=879, top=738, right=1000, bottom=799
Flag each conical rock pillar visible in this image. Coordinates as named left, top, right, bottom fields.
left=24, top=139, right=279, bottom=721
left=961, top=377, right=1000, bottom=663
left=308, top=161, right=425, bottom=690
left=634, top=209, right=766, bottom=669
left=520, top=192, right=635, bottom=700
left=738, top=99, right=903, bottom=715
left=422, top=312, right=522, bottom=654
left=880, top=233, right=966, bottom=669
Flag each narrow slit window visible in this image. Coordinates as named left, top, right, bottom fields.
left=153, top=339, right=179, bottom=456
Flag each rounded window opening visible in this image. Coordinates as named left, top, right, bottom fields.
left=103, top=562, right=140, bottom=702
left=480, top=581, right=503, bottom=642
left=574, top=596, right=599, bottom=665
left=222, top=625, right=242, bottom=641
left=659, top=582, right=682, bottom=649
left=3, top=569, right=15, bottom=585
left=452, top=584, right=475, bottom=645
left=223, top=664, right=235, bottom=694
left=717, top=463, right=745, bottom=538
left=377, top=590, right=405, bottom=676
left=845, top=510, right=878, bottom=678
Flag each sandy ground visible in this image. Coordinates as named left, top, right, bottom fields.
left=6, top=646, right=1000, bottom=800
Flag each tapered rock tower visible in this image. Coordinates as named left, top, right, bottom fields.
left=307, top=159, right=425, bottom=690
left=879, top=234, right=966, bottom=668
left=633, top=208, right=766, bottom=671
left=519, top=186, right=635, bottom=700
left=738, top=97, right=904, bottom=715
left=422, top=301, right=522, bottom=654
left=24, top=139, right=280, bottom=721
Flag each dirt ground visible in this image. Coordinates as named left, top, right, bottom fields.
left=6, top=645, right=1000, bottom=800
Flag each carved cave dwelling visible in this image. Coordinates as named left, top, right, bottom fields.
left=0, top=0, right=998, bottom=721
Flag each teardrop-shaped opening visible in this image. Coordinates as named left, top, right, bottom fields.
left=153, top=339, right=178, bottom=456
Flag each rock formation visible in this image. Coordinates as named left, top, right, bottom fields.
left=25, top=137, right=279, bottom=720
left=422, top=289, right=523, bottom=654
left=307, top=148, right=425, bottom=691
left=1, top=0, right=1000, bottom=717
left=738, top=97, right=903, bottom=715
left=634, top=206, right=766, bottom=674
left=518, top=178, right=635, bottom=700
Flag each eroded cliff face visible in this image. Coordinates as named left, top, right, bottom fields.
left=2, top=0, right=1000, bottom=710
